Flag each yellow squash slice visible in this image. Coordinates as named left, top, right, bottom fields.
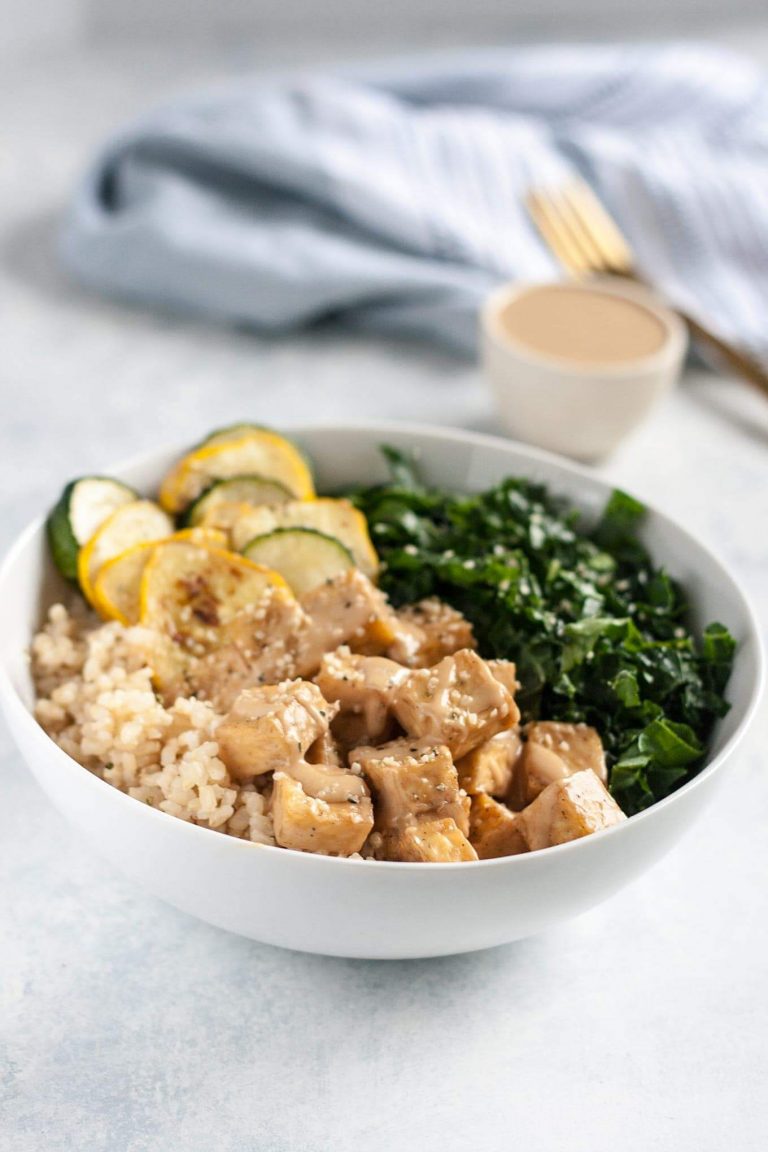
left=174, top=527, right=228, bottom=547
left=140, top=540, right=290, bottom=644
left=231, top=498, right=378, bottom=576
left=92, top=528, right=227, bottom=624
left=159, top=431, right=314, bottom=514
left=77, top=500, right=173, bottom=606
left=138, top=539, right=299, bottom=706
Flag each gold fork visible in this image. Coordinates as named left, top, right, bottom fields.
left=526, top=178, right=768, bottom=397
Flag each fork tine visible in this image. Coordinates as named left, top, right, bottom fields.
left=526, top=191, right=592, bottom=278
left=562, top=180, right=636, bottom=276
left=549, top=188, right=609, bottom=273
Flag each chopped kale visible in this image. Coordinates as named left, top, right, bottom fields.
left=350, top=447, right=735, bottom=815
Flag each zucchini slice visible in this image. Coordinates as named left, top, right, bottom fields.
left=243, top=528, right=354, bottom=596
left=78, top=500, right=174, bottom=606
left=232, top=498, right=378, bottom=577
left=46, top=477, right=137, bottom=580
left=182, top=475, right=293, bottom=529
left=91, top=528, right=227, bottom=624
left=159, top=431, right=314, bottom=514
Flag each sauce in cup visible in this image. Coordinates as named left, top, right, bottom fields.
left=498, top=283, right=667, bottom=365
left=481, top=279, right=688, bottom=461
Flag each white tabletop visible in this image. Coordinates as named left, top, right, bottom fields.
left=2, top=39, right=767, bottom=1152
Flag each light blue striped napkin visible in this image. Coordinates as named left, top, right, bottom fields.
left=61, top=44, right=768, bottom=363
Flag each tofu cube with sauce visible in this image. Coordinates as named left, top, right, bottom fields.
left=387, top=598, right=476, bottom=668
left=349, top=737, right=469, bottom=835
left=519, top=769, right=626, bottom=851
left=314, top=646, right=410, bottom=745
left=272, top=773, right=374, bottom=856
left=376, top=818, right=478, bottom=862
left=296, top=571, right=397, bottom=676
left=469, top=794, right=528, bottom=859
left=287, top=757, right=370, bottom=805
left=510, top=721, right=607, bottom=808
left=527, top=721, right=607, bottom=782
left=391, top=649, right=520, bottom=760
left=456, top=728, right=522, bottom=797
left=487, top=659, right=520, bottom=697
left=216, top=680, right=337, bottom=780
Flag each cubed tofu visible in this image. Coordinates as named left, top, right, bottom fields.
left=272, top=773, right=373, bottom=856
left=296, top=571, right=397, bottom=676
left=509, top=740, right=570, bottom=809
left=487, top=659, right=520, bottom=697
left=456, top=728, right=523, bottom=797
left=526, top=721, right=607, bottom=783
left=469, top=794, right=528, bottom=859
left=350, top=737, right=469, bottom=835
left=378, top=612, right=424, bottom=666
left=391, top=649, right=520, bottom=760
left=216, top=680, right=337, bottom=780
left=288, top=757, right=370, bottom=804
left=511, top=721, right=608, bottom=807
left=387, top=598, right=476, bottom=667
left=377, top=818, right=478, bottom=862
left=519, top=769, right=626, bottom=851
left=314, top=647, right=410, bottom=745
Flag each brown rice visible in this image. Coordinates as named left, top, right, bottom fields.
left=31, top=603, right=274, bottom=844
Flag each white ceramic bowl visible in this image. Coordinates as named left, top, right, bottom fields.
left=481, top=279, right=688, bottom=461
left=0, top=425, right=762, bottom=959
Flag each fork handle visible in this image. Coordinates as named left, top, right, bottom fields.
left=681, top=315, right=768, bottom=398
left=626, top=272, right=768, bottom=397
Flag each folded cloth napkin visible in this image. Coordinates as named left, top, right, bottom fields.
left=62, top=44, right=768, bottom=361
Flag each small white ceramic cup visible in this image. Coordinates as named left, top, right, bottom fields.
left=481, top=279, right=688, bottom=461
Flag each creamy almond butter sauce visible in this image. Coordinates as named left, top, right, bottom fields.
left=499, top=285, right=667, bottom=365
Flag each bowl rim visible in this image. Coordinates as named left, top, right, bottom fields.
left=0, top=420, right=763, bottom=873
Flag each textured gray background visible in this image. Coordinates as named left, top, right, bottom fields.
left=2, top=8, right=768, bottom=1151
left=6, top=0, right=768, bottom=61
